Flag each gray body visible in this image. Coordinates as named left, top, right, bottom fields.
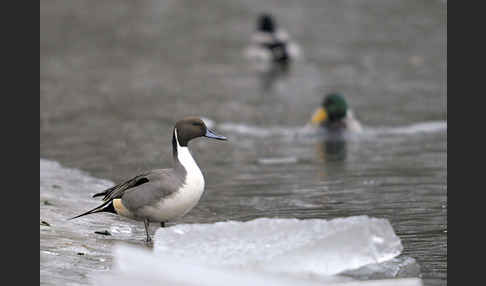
left=102, top=168, right=187, bottom=222
left=122, top=169, right=184, bottom=217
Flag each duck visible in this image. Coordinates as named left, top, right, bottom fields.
left=310, top=93, right=363, bottom=133
left=70, top=117, right=227, bottom=242
left=245, top=13, right=301, bottom=65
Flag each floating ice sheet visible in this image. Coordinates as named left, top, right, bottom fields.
left=40, top=158, right=113, bottom=202
left=152, top=216, right=403, bottom=277
left=342, top=256, right=421, bottom=280
left=96, top=216, right=421, bottom=285
left=96, top=244, right=422, bottom=286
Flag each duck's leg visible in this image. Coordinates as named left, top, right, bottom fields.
left=160, top=221, right=166, bottom=228
left=144, top=219, right=152, bottom=243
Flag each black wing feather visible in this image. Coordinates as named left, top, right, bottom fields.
left=92, top=172, right=151, bottom=201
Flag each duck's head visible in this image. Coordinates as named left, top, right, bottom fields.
left=174, top=117, right=227, bottom=147
left=310, top=93, right=348, bottom=125
left=257, top=13, right=276, bottom=33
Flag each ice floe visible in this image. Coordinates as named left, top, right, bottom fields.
left=95, top=216, right=422, bottom=285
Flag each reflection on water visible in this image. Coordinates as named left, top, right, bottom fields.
left=316, top=139, right=347, bottom=163
left=258, top=61, right=291, bottom=93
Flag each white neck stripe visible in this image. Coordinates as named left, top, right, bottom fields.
left=174, top=128, right=203, bottom=180
left=175, top=128, right=182, bottom=148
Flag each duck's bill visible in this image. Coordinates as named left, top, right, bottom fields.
left=205, top=129, right=227, bottom=141
left=310, top=107, right=328, bottom=125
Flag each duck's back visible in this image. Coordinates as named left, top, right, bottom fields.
left=120, top=165, right=204, bottom=222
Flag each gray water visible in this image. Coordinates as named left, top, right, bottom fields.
left=40, top=0, right=447, bottom=285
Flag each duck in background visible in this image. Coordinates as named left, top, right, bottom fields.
left=310, top=93, right=363, bottom=134
left=245, top=13, right=301, bottom=67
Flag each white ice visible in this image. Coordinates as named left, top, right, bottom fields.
left=40, top=158, right=113, bottom=202
left=152, top=216, right=402, bottom=276
left=95, top=216, right=422, bottom=286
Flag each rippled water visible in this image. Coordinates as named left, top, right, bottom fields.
left=40, top=0, right=446, bottom=285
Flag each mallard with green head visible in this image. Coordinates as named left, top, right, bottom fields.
left=310, top=93, right=363, bottom=133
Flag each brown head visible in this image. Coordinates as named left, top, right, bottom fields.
left=173, top=117, right=227, bottom=147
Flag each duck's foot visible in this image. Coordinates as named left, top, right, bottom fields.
left=144, top=219, right=152, bottom=244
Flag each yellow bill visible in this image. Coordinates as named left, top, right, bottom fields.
left=310, top=107, right=328, bottom=125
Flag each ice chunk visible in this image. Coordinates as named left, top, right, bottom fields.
left=95, top=216, right=420, bottom=286
left=95, top=244, right=422, bottom=286
left=153, top=216, right=403, bottom=277
left=40, top=158, right=113, bottom=202
left=96, top=244, right=350, bottom=286
left=341, top=256, right=421, bottom=280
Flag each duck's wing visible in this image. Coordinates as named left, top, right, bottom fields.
left=120, top=169, right=185, bottom=211
left=345, top=110, right=363, bottom=133
left=92, top=170, right=163, bottom=202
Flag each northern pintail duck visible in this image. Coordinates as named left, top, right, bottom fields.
left=70, top=117, right=227, bottom=242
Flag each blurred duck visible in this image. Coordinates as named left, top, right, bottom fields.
left=246, top=13, right=301, bottom=65
left=310, top=93, right=363, bottom=133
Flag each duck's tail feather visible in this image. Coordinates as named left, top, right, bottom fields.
left=69, top=200, right=116, bottom=220
left=92, top=191, right=107, bottom=198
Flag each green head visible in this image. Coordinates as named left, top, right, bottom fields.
left=323, top=93, right=348, bottom=122
left=310, top=93, right=349, bottom=125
